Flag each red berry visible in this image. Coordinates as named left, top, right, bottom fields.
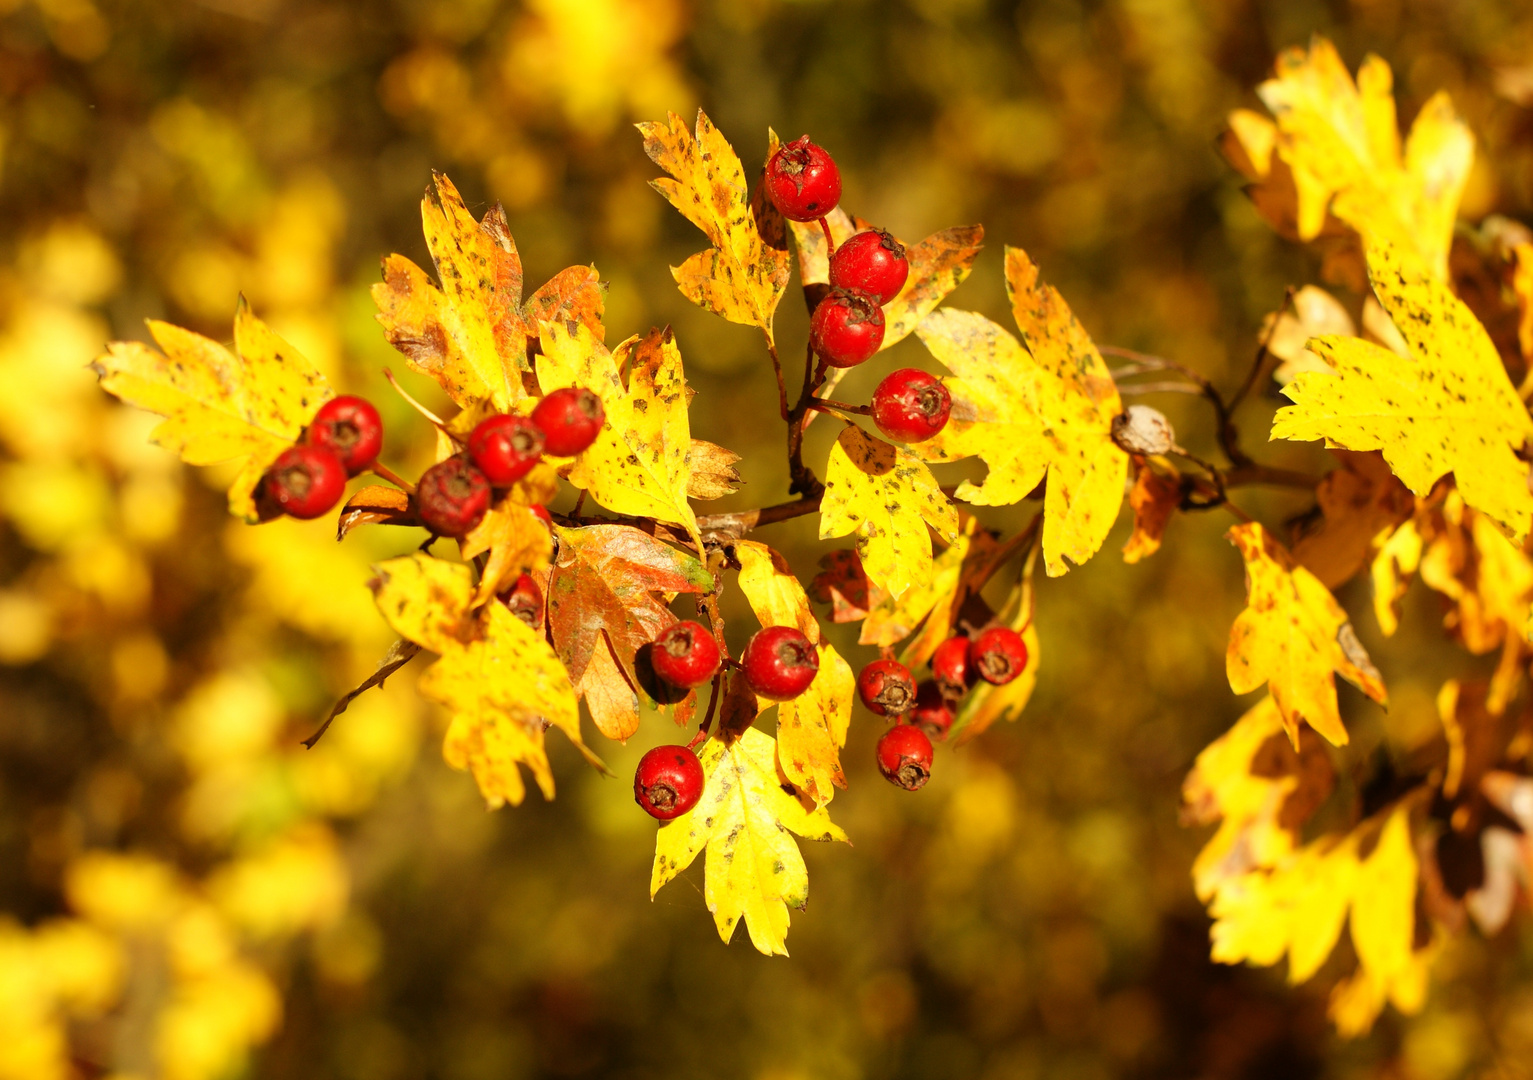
left=498, top=573, right=544, bottom=630
left=531, top=387, right=605, bottom=456
left=764, top=135, right=841, bottom=222
left=264, top=444, right=347, bottom=520
left=467, top=413, right=545, bottom=486
left=911, top=680, right=955, bottom=741
left=829, top=229, right=909, bottom=305
left=741, top=626, right=819, bottom=701
left=416, top=456, right=491, bottom=538
left=872, top=368, right=952, bottom=443
left=857, top=659, right=915, bottom=717
left=930, top=636, right=972, bottom=697
left=634, top=745, right=706, bottom=820
left=652, top=620, right=721, bottom=690
left=530, top=504, right=553, bottom=527
left=969, top=626, right=1028, bottom=685
left=307, top=395, right=383, bottom=476
left=810, top=288, right=885, bottom=368
left=876, top=724, right=933, bottom=791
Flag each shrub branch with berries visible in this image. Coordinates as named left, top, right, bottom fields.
left=94, top=38, right=1533, bottom=1035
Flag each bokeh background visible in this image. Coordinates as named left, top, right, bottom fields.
left=4, top=0, right=1533, bottom=1077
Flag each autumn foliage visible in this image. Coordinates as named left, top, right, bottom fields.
left=13, top=20, right=1533, bottom=1077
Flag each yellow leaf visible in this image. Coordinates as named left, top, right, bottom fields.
left=914, top=248, right=1129, bottom=576
left=92, top=299, right=332, bottom=523
left=892, top=519, right=996, bottom=664
left=1264, top=285, right=1355, bottom=385
left=1291, top=450, right=1414, bottom=588
left=733, top=540, right=819, bottom=643
left=459, top=500, right=554, bottom=605
left=373, top=174, right=523, bottom=411
left=1417, top=491, right=1533, bottom=655
left=537, top=322, right=700, bottom=541
left=1181, top=697, right=1333, bottom=901
left=369, top=554, right=595, bottom=806
left=638, top=112, right=789, bottom=333
left=1226, top=522, right=1387, bottom=747
left=1371, top=516, right=1422, bottom=636
left=774, top=642, right=853, bottom=807
left=1274, top=237, right=1533, bottom=541
left=819, top=425, right=958, bottom=599
left=1235, top=38, right=1473, bottom=279
left=1207, top=801, right=1429, bottom=1035
left=650, top=727, right=848, bottom=956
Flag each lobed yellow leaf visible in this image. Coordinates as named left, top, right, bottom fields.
left=369, top=554, right=595, bottom=807
left=1207, top=801, right=1430, bottom=1035
left=892, top=519, right=995, bottom=664
left=914, top=247, right=1129, bottom=576
left=1228, top=38, right=1473, bottom=280
left=460, top=500, right=554, bottom=606
left=686, top=439, right=743, bottom=500
left=92, top=299, right=332, bottom=523
left=1226, top=522, right=1387, bottom=748
left=951, top=548, right=1041, bottom=744
left=639, top=112, right=789, bottom=333
left=819, top=425, right=958, bottom=600
left=734, top=540, right=820, bottom=643
left=1181, top=697, right=1334, bottom=902
left=1416, top=492, right=1533, bottom=656
left=1274, top=238, right=1533, bottom=541
left=774, top=642, right=853, bottom=808
left=1291, top=451, right=1413, bottom=589
left=650, top=727, right=848, bottom=956
left=537, top=322, right=700, bottom=541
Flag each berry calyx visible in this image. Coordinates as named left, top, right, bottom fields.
left=829, top=229, right=909, bottom=305
left=264, top=444, right=347, bottom=520
left=931, top=635, right=972, bottom=697
left=968, top=626, right=1028, bottom=685
left=416, top=456, right=491, bottom=538
left=531, top=387, right=605, bottom=456
left=741, top=625, right=819, bottom=701
left=764, top=135, right=841, bottom=222
left=876, top=724, right=934, bottom=791
left=651, top=620, right=722, bottom=690
left=810, top=288, right=885, bottom=368
left=498, top=573, right=544, bottom=630
left=911, top=680, right=955, bottom=741
left=872, top=368, right=952, bottom=443
left=307, top=395, right=383, bottom=476
left=634, top=745, right=706, bottom=820
left=467, top=413, right=545, bottom=486
left=857, top=659, right=915, bottom=717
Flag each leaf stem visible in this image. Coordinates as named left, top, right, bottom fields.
left=818, top=215, right=835, bottom=256
left=807, top=397, right=871, bottom=416
left=368, top=461, right=416, bottom=494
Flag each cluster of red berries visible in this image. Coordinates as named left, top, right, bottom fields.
left=264, top=396, right=384, bottom=519
left=420, top=387, right=605, bottom=538
left=634, top=621, right=820, bottom=819
left=856, top=626, right=1028, bottom=792
left=764, top=136, right=952, bottom=445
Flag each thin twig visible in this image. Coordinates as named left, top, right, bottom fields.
left=763, top=330, right=789, bottom=421
left=807, top=397, right=871, bottom=416
left=1227, top=285, right=1295, bottom=415
left=382, top=368, right=446, bottom=428
left=818, top=215, right=835, bottom=255
left=1118, top=381, right=1209, bottom=397
left=368, top=461, right=416, bottom=494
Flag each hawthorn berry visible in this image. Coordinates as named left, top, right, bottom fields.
left=810, top=288, right=885, bottom=368
left=930, top=636, right=972, bottom=697
left=264, top=444, right=347, bottom=520
left=532, top=387, right=605, bottom=456
left=634, top=745, right=706, bottom=820
left=911, top=680, right=955, bottom=741
left=829, top=229, right=909, bottom=305
left=416, top=456, right=491, bottom=538
left=652, top=620, right=722, bottom=690
left=764, top=135, right=841, bottom=222
left=857, top=659, right=915, bottom=717
left=530, top=504, right=553, bottom=527
left=467, top=413, right=545, bottom=486
left=307, top=395, right=383, bottom=476
left=498, top=573, right=544, bottom=630
left=969, top=626, right=1028, bottom=685
left=876, top=723, right=934, bottom=791
left=872, top=368, right=952, bottom=443
left=741, top=625, right=819, bottom=701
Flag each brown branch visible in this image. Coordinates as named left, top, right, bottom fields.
left=763, top=330, right=789, bottom=421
